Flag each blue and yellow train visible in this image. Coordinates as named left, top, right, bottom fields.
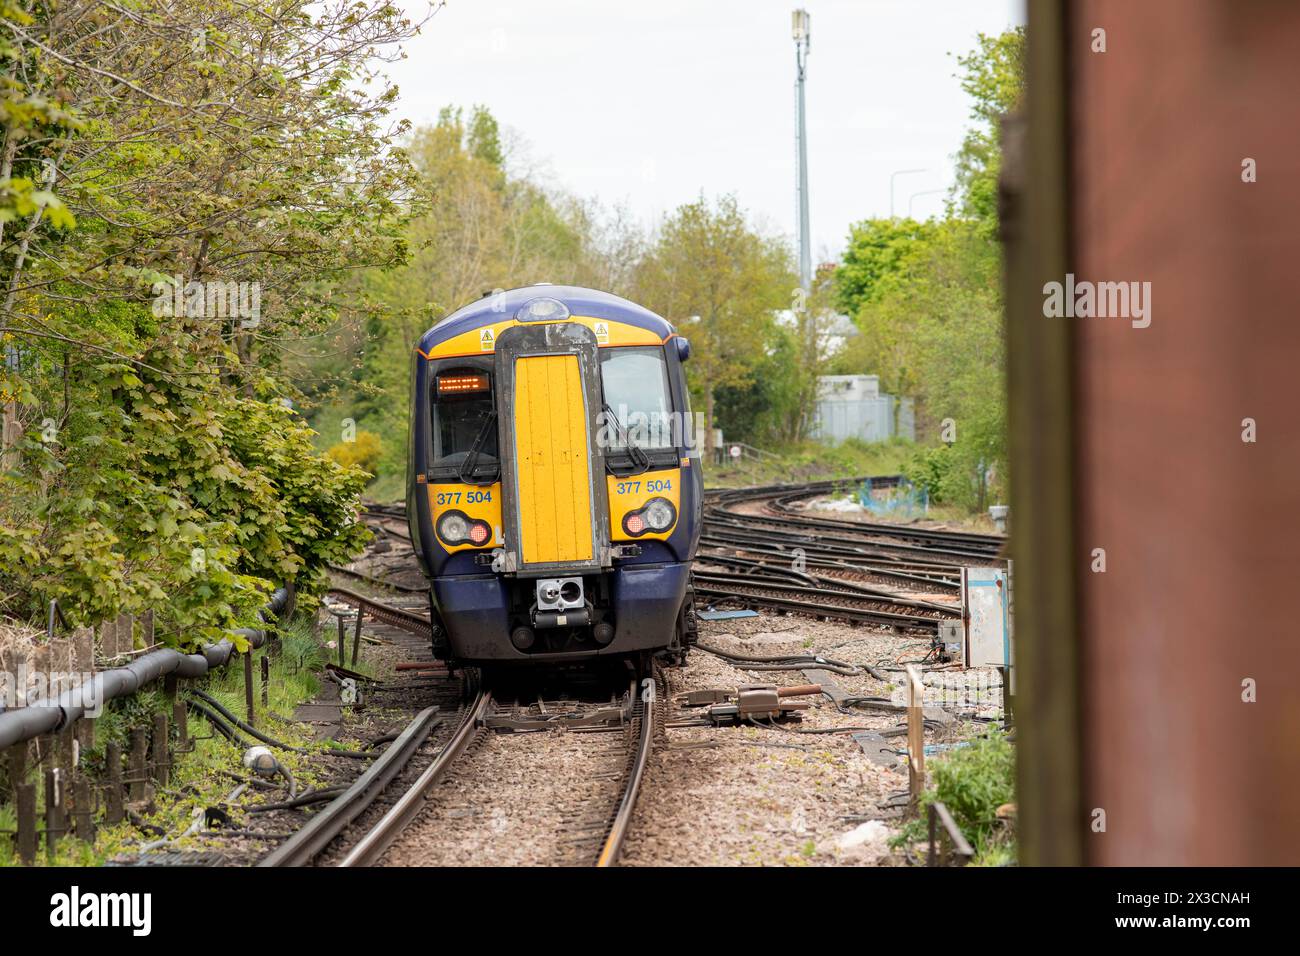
left=407, top=285, right=701, bottom=667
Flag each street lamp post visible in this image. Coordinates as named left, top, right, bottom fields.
left=908, top=188, right=944, bottom=219
left=889, top=168, right=928, bottom=218
left=792, top=9, right=812, bottom=293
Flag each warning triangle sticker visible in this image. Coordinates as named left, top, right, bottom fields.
left=480, top=328, right=495, bottom=350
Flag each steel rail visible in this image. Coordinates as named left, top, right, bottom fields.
left=328, top=562, right=426, bottom=594
left=692, top=570, right=957, bottom=615
left=767, top=490, right=1005, bottom=548
left=594, top=687, right=654, bottom=868
left=693, top=582, right=941, bottom=632
left=704, top=514, right=998, bottom=564
left=327, top=585, right=432, bottom=636
left=697, top=542, right=961, bottom=590
left=338, top=689, right=491, bottom=867
left=257, top=705, right=443, bottom=867
left=694, top=574, right=950, bottom=625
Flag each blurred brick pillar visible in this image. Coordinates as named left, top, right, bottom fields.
left=1069, top=0, right=1300, bottom=864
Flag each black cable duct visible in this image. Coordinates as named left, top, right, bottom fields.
left=187, top=689, right=372, bottom=760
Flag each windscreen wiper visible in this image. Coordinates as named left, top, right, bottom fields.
left=459, top=409, right=499, bottom=485
left=602, top=402, right=651, bottom=476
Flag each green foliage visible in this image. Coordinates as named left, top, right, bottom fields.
left=633, top=194, right=796, bottom=446
left=895, top=729, right=1017, bottom=865
left=1, top=0, right=401, bottom=644
left=713, top=322, right=807, bottom=445
left=834, top=217, right=938, bottom=317
left=953, top=28, right=1027, bottom=228
left=467, top=105, right=506, bottom=170
left=1, top=328, right=369, bottom=645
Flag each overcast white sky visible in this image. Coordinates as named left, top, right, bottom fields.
left=389, top=0, right=1024, bottom=261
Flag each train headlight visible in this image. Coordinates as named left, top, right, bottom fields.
left=623, top=498, right=675, bottom=537
left=643, top=498, right=676, bottom=531
left=437, top=510, right=491, bottom=547
left=515, top=296, right=570, bottom=323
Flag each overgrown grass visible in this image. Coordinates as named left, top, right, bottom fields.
left=893, top=727, right=1017, bottom=866
left=704, top=437, right=917, bottom=489
left=704, top=438, right=1001, bottom=529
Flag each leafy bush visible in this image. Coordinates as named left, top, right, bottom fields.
left=894, top=728, right=1016, bottom=864
left=0, top=329, right=369, bottom=649
left=326, top=430, right=383, bottom=480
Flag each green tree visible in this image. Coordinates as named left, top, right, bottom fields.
left=633, top=195, right=795, bottom=452
left=833, top=217, right=938, bottom=317
left=953, top=27, right=1026, bottom=227
left=317, top=106, right=609, bottom=489
left=1, top=0, right=422, bottom=642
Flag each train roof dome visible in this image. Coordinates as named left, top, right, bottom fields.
left=418, top=285, right=675, bottom=353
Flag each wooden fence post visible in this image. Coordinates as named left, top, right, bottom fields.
left=44, top=766, right=65, bottom=860
left=907, top=664, right=926, bottom=811
left=128, top=727, right=147, bottom=803
left=15, top=782, right=37, bottom=864
left=72, top=777, right=95, bottom=843
left=244, top=651, right=255, bottom=727
left=104, top=741, right=124, bottom=824
left=352, top=609, right=364, bottom=667
left=151, top=712, right=170, bottom=787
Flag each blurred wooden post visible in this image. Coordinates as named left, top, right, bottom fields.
left=906, top=664, right=925, bottom=810
left=104, top=742, right=124, bottom=824
left=351, top=610, right=363, bottom=667
left=174, top=699, right=188, bottom=751
left=164, top=673, right=186, bottom=750
left=261, top=655, right=269, bottom=709
left=128, top=727, right=147, bottom=803
left=15, top=782, right=37, bottom=864
left=72, top=777, right=94, bottom=843
left=151, top=712, right=169, bottom=787
left=337, top=615, right=346, bottom=666
left=243, top=651, right=255, bottom=727
left=6, top=742, right=27, bottom=793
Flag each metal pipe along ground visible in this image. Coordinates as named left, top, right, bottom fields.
left=0, top=588, right=288, bottom=749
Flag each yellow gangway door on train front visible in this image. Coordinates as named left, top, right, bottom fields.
left=513, top=354, right=594, bottom=565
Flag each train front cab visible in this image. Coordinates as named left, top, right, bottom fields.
left=408, top=294, right=701, bottom=665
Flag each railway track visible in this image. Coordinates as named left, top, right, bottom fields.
left=263, top=677, right=656, bottom=867
left=289, top=477, right=981, bottom=866
left=332, top=512, right=662, bottom=866
left=695, top=477, right=1005, bottom=626
left=692, top=571, right=954, bottom=632
left=382, top=676, right=656, bottom=867
left=353, top=477, right=1001, bottom=633
left=263, top=559, right=656, bottom=866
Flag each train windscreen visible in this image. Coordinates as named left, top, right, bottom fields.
left=432, top=369, right=498, bottom=473
left=598, top=347, right=673, bottom=451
